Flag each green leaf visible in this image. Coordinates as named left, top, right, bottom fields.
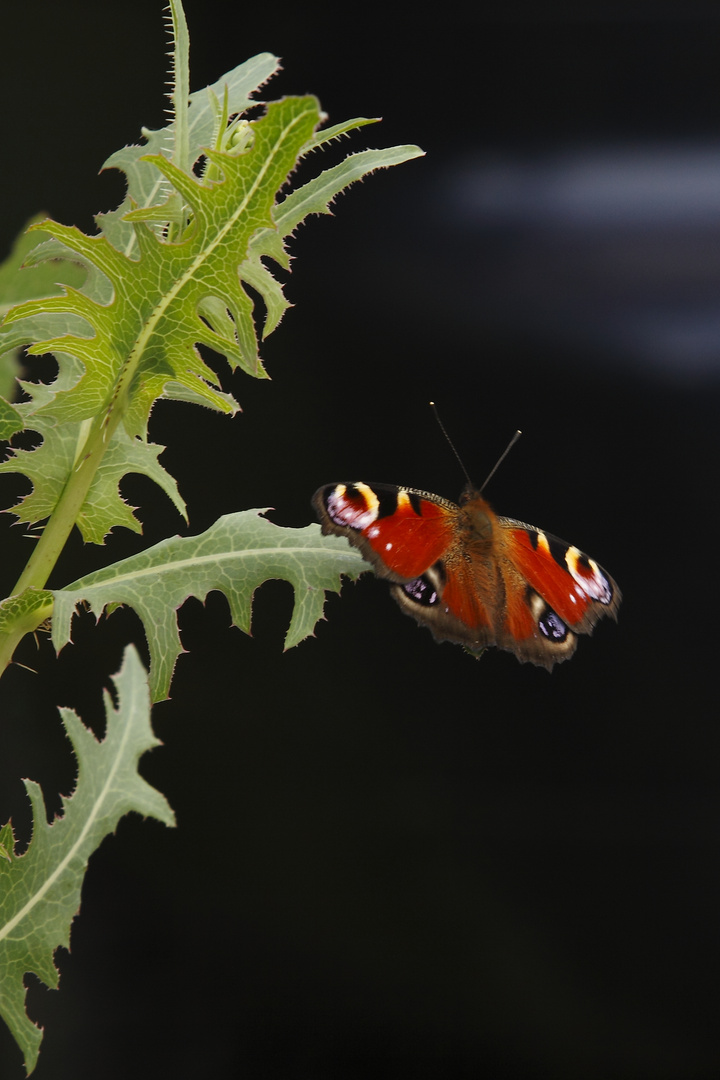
left=247, top=143, right=425, bottom=281
left=0, top=416, right=186, bottom=544
left=0, top=41, right=423, bottom=560
left=96, top=52, right=281, bottom=251
left=0, top=215, right=86, bottom=317
left=0, top=647, right=174, bottom=1074
left=0, top=588, right=53, bottom=638
left=0, top=824, right=14, bottom=864
left=0, top=215, right=88, bottom=419
left=52, top=512, right=368, bottom=701
left=274, top=144, right=426, bottom=238
left=301, top=115, right=381, bottom=153
left=0, top=392, right=23, bottom=440
left=3, top=95, right=323, bottom=440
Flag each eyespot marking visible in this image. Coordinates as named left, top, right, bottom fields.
left=325, top=482, right=380, bottom=531
left=402, top=575, right=439, bottom=607
left=566, top=546, right=613, bottom=604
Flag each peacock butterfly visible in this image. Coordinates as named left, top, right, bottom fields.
left=312, top=480, right=620, bottom=669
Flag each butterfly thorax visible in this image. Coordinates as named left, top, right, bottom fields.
left=458, top=490, right=496, bottom=548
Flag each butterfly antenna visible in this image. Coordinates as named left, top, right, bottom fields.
left=430, top=401, right=473, bottom=488
left=479, top=429, right=522, bottom=493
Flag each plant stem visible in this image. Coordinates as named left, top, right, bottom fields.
left=0, top=406, right=122, bottom=675
left=11, top=414, right=115, bottom=595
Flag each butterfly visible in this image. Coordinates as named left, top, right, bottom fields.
left=312, top=481, right=620, bottom=669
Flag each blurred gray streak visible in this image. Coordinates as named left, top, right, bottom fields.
left=440, top=143, right=720, bottom=378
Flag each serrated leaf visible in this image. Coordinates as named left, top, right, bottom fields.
left=301, top=116, right=381, bottom=153
left=2, top=95, right=322, bottom=439
left=0, top=823, right=13, bottom=864
left=0, top=647, right=174, bottom=1074
left=0, top=393, right=23, bottom=439
left=96, top=53, right=281, bottom=251
left=274, top=144, right=426, bottom=239
left=52, top=512, right=368, bottom=701
left=247, top=143, right=425, bottom=274
left=0, top=49, right=423, bottom=549
left=0, top=216, right=88, bottom=425
left=0, top=413, right=186, bottom=544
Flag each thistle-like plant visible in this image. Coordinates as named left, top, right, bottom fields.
left=0, top=2, right=423, bottom=1070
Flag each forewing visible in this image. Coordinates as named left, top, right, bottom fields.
left=313, top=482, right=458, bottom=582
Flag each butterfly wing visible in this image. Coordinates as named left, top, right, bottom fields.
left=313, top=482, right=459, bottom=580
left=492, top=516, right=621, bottom=668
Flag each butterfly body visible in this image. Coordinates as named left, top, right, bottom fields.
left=313, top=481, right=620, bottom=669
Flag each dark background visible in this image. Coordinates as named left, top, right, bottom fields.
left=1, top=2, right=719, bottom=1078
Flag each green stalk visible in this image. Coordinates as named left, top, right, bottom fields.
left=11, top=419, right=111, bottom=594
left=0, top=406, right=121, bottom=674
